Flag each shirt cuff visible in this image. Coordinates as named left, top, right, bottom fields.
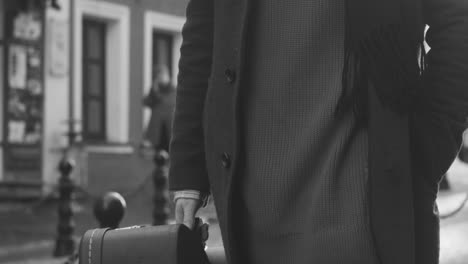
left=173, top=190, right=210, bottom=208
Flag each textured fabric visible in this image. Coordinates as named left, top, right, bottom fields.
left=168, top=0, right=468, bottom=262
left=173, top=190, right=202, bottom=201
left=236, top=1, right=379, bottom=263
left=173, top=190, right=210, bottom=208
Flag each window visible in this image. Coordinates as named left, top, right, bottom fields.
left=152, top=32, right=173, bottom=81
left=74, top=1, right=130, bottom=144
left=2, top=0, right=45, bottom=174
left=142, top=11, right=184, bottom=131
left=82, top=19, right=106, bottom=142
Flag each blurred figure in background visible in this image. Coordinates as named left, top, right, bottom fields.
left=143, top=64, right=176, bottom=152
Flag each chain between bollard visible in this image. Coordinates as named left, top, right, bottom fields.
left=0, top=142, right=164, bottom=215
left=153, top=149, right=170, bottom=226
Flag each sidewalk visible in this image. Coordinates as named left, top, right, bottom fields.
left=439, top=158, right=468, bottom=264
left=1, top=159, right=467, bottom=264
left=3, top=258, right=68, bottom=264
left=0, top=240, right=68, bottom=264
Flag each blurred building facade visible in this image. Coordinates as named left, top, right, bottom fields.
left=0, top=0, right=188, bottom=198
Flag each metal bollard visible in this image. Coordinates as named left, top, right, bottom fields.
left=54, top=158, right=76, bottom=257
left=93, top=192, right=127, bottom=229
left=152, top=149, right=170, bottom=225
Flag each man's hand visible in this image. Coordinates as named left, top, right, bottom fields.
left=175, top=198, right=202, bottom=230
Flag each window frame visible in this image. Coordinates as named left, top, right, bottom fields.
left=73, top=0, right=130, bottom=145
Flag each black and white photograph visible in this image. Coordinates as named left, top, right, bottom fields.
left=0, top=0, right=468, bottom=264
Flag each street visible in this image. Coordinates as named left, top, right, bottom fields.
left=439, top=158, right=468, bottom=264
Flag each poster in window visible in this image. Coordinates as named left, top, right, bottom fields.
left=24, top=122, right=41, bottom=144
left=8, top=121, right=26, bottom=143
left=28, top=99, right=42, bottom=119
left=13, top=12, right=42, bottom=41
left=7, top=90, right=27, bottom=119
left=8, top=45, right=28, bottom=89
left=27, top=79, right=42, bottom=95
left=28, top=47, right=41, bottom=68
left=27, top=47, right=41, bottom=79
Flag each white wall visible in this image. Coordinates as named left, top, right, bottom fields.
left=42, top=0, right=71, bottom=192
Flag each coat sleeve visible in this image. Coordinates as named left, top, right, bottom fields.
left=168, top=0, right=214, bottom=194
left=421, top=0, right=468, bottom=131
left=411, top=0, right=468, bottom=182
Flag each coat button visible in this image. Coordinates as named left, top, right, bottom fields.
left=224, top=69, right=236, bottom=84
left=220, top=152, right=231, bottom=169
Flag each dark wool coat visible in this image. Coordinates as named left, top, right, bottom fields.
left=168, top=0, right=468, bottom=264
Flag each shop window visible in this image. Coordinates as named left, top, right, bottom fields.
left=82, top=19, right=106, bottom=142
left=2, top=0, right=45, bottom=175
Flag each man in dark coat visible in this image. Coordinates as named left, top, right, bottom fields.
left=168, top=0, right=468, bottom=263
left=143, top=65, right=176, bottom=152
